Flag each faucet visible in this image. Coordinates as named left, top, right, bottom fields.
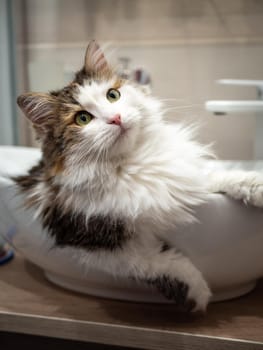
left=118, top=57, right=151, bottom=86
left=205, top=80, right=263, bottom=159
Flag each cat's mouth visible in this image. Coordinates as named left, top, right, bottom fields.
left=111, top=124, right=130, bottom=146
left=120, top=125, right=129, bottom=134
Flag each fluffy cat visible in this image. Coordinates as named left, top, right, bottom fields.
left=14, top=41, right=263, bottom=312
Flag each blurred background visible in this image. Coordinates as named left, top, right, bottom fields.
left=1, top=0, right=263, bottom=159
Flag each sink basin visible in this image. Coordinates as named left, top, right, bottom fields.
left=1, top=146, right=263, bottom=304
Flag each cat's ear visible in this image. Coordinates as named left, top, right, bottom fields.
left=17, top=93, right=56, bottom=126
left=84, top=40, right=110, bottom=76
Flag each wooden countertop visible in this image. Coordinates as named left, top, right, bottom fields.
left=0, top=254, right=263, bottom=349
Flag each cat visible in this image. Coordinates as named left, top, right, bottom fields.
left=14, top=40, right=263, bottom=313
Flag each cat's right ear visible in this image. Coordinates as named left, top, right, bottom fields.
left=17, top=93, right=56, bottom=127
left=84, top=40, right=110, bottom=76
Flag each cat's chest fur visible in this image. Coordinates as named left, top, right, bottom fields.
left=18, top=125, right=210, bottom=249
left=59, top=144, right=207, bottom=228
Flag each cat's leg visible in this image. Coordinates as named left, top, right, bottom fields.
left=128, top=241, right=211, bottom=312
left=208, top=170, right=263, bottom=207
left=87, top=236, right=211, bottom=313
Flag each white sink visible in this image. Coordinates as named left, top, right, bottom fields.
left=1, top=147, right=263, bottom=304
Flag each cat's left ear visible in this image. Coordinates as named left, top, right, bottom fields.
left=17, top=92, right=56, bottom=127
left=84, top=40, right=110, bottom=76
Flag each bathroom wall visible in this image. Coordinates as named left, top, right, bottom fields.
left=15, top=0, right=263, bottom=159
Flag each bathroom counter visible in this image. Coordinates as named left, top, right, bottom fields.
left=0, top=254, right=263, bottom=350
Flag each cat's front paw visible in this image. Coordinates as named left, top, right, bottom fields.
left=148, top=274, right=211, bottom=313
left=239, top=178, right=263, bottom=207
left=186, top=274, right=212, bottom=313
left=220, top=173, right=263, bottom=207
left=208, top=171, right=263, bottom=207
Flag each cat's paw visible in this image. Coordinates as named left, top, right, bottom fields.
left=208, top=171, right=263, bottom=207
left=237, top=179, right=263, bottom=207
left=148, top=274, right=211, bottom=313
left=224, top=174, right=263, bottom=207
left=186, top=274, right=212, bottom=313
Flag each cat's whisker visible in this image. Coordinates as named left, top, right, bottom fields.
left=159, top=98, right=189, bottom=103
left=170, top=103, right=202, bottom=109
left=162, top=104, right=203, bottom=113
left=87, top=135, right=108, bottom=166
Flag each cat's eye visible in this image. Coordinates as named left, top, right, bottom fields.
left=75, top=111, right=93, bottom=126
left=106, top=88, right=121, bottom=103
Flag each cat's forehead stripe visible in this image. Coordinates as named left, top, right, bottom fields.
left=112, top=78, right=124, bottom=90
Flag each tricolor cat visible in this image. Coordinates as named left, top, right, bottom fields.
left=15, top=41, right=263, bottom=312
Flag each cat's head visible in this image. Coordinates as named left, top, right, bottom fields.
left=17, top=41, right=162, bottom=182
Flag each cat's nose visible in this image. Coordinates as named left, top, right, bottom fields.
left=108, top=114, right=122, bottom=126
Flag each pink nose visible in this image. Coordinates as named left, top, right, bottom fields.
left=108, top=114, right=122, bottom=126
